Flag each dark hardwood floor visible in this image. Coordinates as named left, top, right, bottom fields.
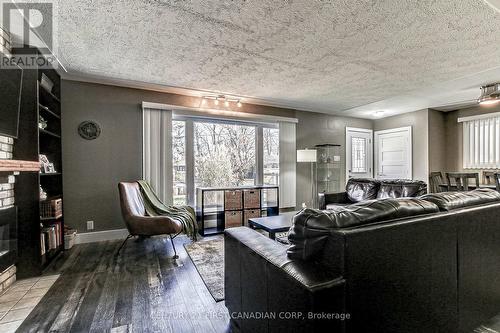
left=17, top=235, right=230, bottom=333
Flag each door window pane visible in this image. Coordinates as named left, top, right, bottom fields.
left=194, top=122, right=256, bottom=189
left=351, top=137, right=367, bottom=173
left=263, top=127, right=279, bottom=185
left=172, top=120, right=186, bottom=205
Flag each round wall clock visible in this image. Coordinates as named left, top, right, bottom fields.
left=78, top=121, right=101, bottom=140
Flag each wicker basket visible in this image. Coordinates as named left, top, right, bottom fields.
left=224, top=190, right=242, bottom=210
left=40, top=198, right=62, bottom=219
left=243, top=189, right=261, bottom=209
left=243, top=209, right=261, bottom=226
left=225, top=211, right=242, bottom=228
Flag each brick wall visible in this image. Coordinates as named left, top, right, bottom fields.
left=0, top=25, right=16, bottom=288
left=0, top=26, right=15, bottom=210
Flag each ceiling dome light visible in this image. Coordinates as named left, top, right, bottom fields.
left=478, top=83, right=500, bottom=106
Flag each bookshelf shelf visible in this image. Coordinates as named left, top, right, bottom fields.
left=38, top=104, right=61, bottom=119
left=13, top=47, right=64, bottom=278
left=39, top=128, right=61, bottom=139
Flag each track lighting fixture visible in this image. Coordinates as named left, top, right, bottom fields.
left=478, top=83, right=500, bottom=106
left=200, top=95, right=243, bottom=108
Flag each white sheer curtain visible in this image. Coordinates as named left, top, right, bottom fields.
left=279, top=121, right=296, bottom=208
left=142, top=107, right=173, bottom=204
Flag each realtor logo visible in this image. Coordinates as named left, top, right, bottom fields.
left=1, top=1, right=58, bottom=69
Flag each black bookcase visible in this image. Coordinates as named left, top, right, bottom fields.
left=13, top=47, right=64, bottom=278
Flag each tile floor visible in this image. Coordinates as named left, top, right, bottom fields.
left=0, top=274, right=59, bottom=333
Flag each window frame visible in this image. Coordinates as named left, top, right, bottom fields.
left=173, top=116, right=279, bottom=206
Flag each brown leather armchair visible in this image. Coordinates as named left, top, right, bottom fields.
left=118, top=182, right=183, bottom=258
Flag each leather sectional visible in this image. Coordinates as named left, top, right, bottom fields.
left=318, top=178, right=428, bottom=210
left=225, top=184, right=500, bottom=333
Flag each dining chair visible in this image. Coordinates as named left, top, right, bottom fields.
left=429, top=172, right=445, bottom=193
left=494, top=173, right=500, bottom=191
left=445, top=172, right=480, bottom=191
left=483, top=171, right=500, bottom=185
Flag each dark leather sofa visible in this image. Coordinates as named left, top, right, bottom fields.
left=318, top=178, right=427, bottom=210
left=224, top=188, right=500, bottom=333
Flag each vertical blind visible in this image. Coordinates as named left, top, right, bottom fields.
left=462, top=115, right=500, bottom=169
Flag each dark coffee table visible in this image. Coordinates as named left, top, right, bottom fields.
left=248, top=211, right=297, bottom=240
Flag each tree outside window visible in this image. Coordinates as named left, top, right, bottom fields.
left=172, top=120, right=186, bottom=205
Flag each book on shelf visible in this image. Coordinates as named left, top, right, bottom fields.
left=40, top=233, right=46, bottom=256
left=41, top=223, right=62, bottom=255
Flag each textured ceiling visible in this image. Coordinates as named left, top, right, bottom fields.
left=55, top=0, right=500, bottom=116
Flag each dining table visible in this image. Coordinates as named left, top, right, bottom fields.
left=437, top=183, right=498, bottom=191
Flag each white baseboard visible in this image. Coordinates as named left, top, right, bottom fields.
left=75, top=228, right=129, bottom=244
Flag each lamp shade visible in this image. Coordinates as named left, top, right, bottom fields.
left=297, top=149, right=317, bottom=162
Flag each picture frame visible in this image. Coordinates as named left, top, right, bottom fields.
left=39, top=154, right=49, bottom=165
left=43, top=163, right=56, bottom=174
left=40, top=73, right=54, bottom=93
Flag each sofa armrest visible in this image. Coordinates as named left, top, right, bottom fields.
left=318, top=191, right=349, bottom=209
left=225, top=227, right=346, bottom=333
left=225, top=227, right=344, bottom=291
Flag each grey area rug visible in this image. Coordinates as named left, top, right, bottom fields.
left=184, top=237, right=224, bottom=302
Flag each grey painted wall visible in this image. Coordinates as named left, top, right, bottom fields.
left=62, top=80, right=296, bottom=232
left=64, top=79, right=456, bottom=232
left=428, top=109, right=447, bottom=174
left=295, top=111, right=372, bottom=208
left=373, top=109, right=429, bottom=183
left=62, top=80, right=375, bottom=231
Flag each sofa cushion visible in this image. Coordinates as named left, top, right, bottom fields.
left=377, top=179, right=427, bottom=199
left=325, top=202, right=350, bottom=210
left=288, top=198, right=439, bottom=260
left=421, top=188, right=500, bottom=211
left=346, top=178, right=381, bottom=202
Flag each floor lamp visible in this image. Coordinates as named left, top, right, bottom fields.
left=297, top=149, right=317, bottom=208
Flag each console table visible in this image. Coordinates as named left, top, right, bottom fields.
left=195, top=185, right=279, bottom=236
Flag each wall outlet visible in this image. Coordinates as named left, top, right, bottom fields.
left=86, top=220, right=94, bottom=231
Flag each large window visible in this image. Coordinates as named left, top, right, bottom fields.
left=194, top=121, right=256, bottom=188
left=172, top=118, right=279, bottom=205
left=172, top=120, right=186, bottom=205
left=462, top=115, right=500, bottom=169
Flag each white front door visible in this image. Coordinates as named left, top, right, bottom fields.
left=346, top=128, right=373, bottom=181
left=374, top=126, right=412, bottom=180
